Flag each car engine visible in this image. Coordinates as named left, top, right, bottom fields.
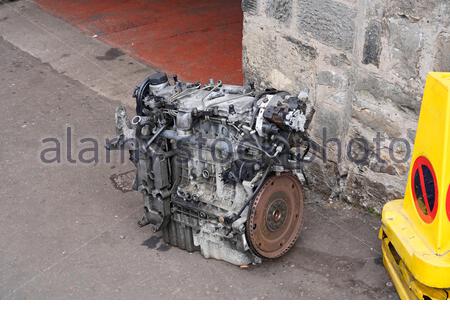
left=108, top=72, right=314, bottom=266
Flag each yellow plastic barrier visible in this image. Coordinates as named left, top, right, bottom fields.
left=380, top=72, right=450, bottom=300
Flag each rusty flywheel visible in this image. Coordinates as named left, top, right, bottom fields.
left=246, top=173, right=304, bottom=259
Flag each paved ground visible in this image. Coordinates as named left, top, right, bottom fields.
left=36, top=0, right=243, bottom=84
left=0, top=1, right=397, bottom=299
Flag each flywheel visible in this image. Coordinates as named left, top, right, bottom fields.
left=246, top=173, right=304, bottom=259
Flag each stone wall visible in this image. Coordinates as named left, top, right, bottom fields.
left=242, top=0, right=450, bottom=211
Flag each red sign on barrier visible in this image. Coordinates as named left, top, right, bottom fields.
left=411, top=156, right=438, bottom=223
left=447, top=185, right=450, bottom=222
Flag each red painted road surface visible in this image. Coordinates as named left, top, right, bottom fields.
left=36, top=0, right=244, bottom=84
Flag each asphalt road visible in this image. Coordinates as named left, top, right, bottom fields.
left=0, top=1, right=397, bottom=299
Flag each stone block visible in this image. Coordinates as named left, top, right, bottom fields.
left=282, top=35, right=317, bottom=61
left=385, top=0, right=438, bottom=20
left=362, top=20, right=382, bottom=67
left=266, top=0, right=292, bottom=24
left=434, top=32, right=450, bottom=72
left=354, top=73, right=420, bottom=112
left=387, top=17, right=423, bottom=80
left=297, top=0, right=356, bottom=51
left=317, top=71, right=347, bottom=89
left=328, top=53, right=351, bottom=67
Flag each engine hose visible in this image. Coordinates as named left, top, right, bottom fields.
left=134, top=77, right=153, bottom=116
left=301, top=137, right=311, bottom=161
left=227, top=162, right=273, bottom=224
left=299, top=137, right=311, bottom=186
left=143, top=125, right=166, bottom=152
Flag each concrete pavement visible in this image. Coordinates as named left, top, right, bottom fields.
left=0, top=0, right=397, bottom=299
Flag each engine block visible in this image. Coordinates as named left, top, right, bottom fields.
left=108, top=72, right=314, bottom=265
